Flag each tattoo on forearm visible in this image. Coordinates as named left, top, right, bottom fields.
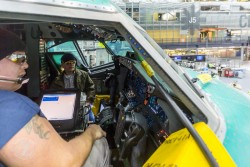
left=24, top=116, right=51, bottom=139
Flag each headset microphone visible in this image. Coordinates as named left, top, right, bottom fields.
left=0, top=77, right=29, bottom=84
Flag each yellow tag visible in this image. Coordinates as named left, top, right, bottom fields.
left=141, top=60, right=154, bottom=77
left=197, top=73, right=212, bottom=84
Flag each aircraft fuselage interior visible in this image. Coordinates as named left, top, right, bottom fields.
left=0, top=1, right=223, bottom=166
left=0, top=22, right=202, bottom=167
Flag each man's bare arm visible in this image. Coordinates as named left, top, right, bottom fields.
left=0, top=115, right=106, bottom=167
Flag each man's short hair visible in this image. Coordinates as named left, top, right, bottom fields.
left=61, top=53, right=76, bottom=64
left=0, top=28, right=25, bottom=60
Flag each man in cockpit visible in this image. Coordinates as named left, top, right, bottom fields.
left=50, top=53, right=96, bottom=122
left=0, top=28, right=110, bottom=167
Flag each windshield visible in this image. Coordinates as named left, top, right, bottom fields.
left=46, top=40, right=115, bottom=68
left=47, top=41, right=85, bottom=66
left=77, top=40, right=113, bottom=67
left=135, top=27, right=196, bottom=88
left=106, top=39, right=134, bottom=56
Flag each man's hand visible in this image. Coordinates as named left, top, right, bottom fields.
left=86, top=124, right=106, bottom=140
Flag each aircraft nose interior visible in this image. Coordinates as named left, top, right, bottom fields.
left=0, top=0, right=247, bottom=165
left=30, top=22, right=196, bottom=166
left=0, top=22, right=200, bottom=167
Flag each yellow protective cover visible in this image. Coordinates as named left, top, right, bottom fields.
left=143, top=122, right=236, bottom=167
left=91, top=95, right=110, bottom=115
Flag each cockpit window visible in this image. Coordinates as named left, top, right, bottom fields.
left=105, top=39, right=134, bottom=56
left=47, top=41, right=84, bottom=66
left=135, top=27, right=193, bottom=87
left=76, top=40, right=113, bottom=67
left=46, top=40, right=116, bottom=68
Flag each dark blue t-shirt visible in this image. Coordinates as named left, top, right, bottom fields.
left=0, top=90, right=40, bottom=149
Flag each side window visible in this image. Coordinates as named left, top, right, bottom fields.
left=77, top=40, right=113, bottom=68
left=106, top=40, right=134, bottom=57
left=47, top=41, right=85, bottom=67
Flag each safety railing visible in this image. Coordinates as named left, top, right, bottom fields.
left=154, top=37, right=250, bottom=49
